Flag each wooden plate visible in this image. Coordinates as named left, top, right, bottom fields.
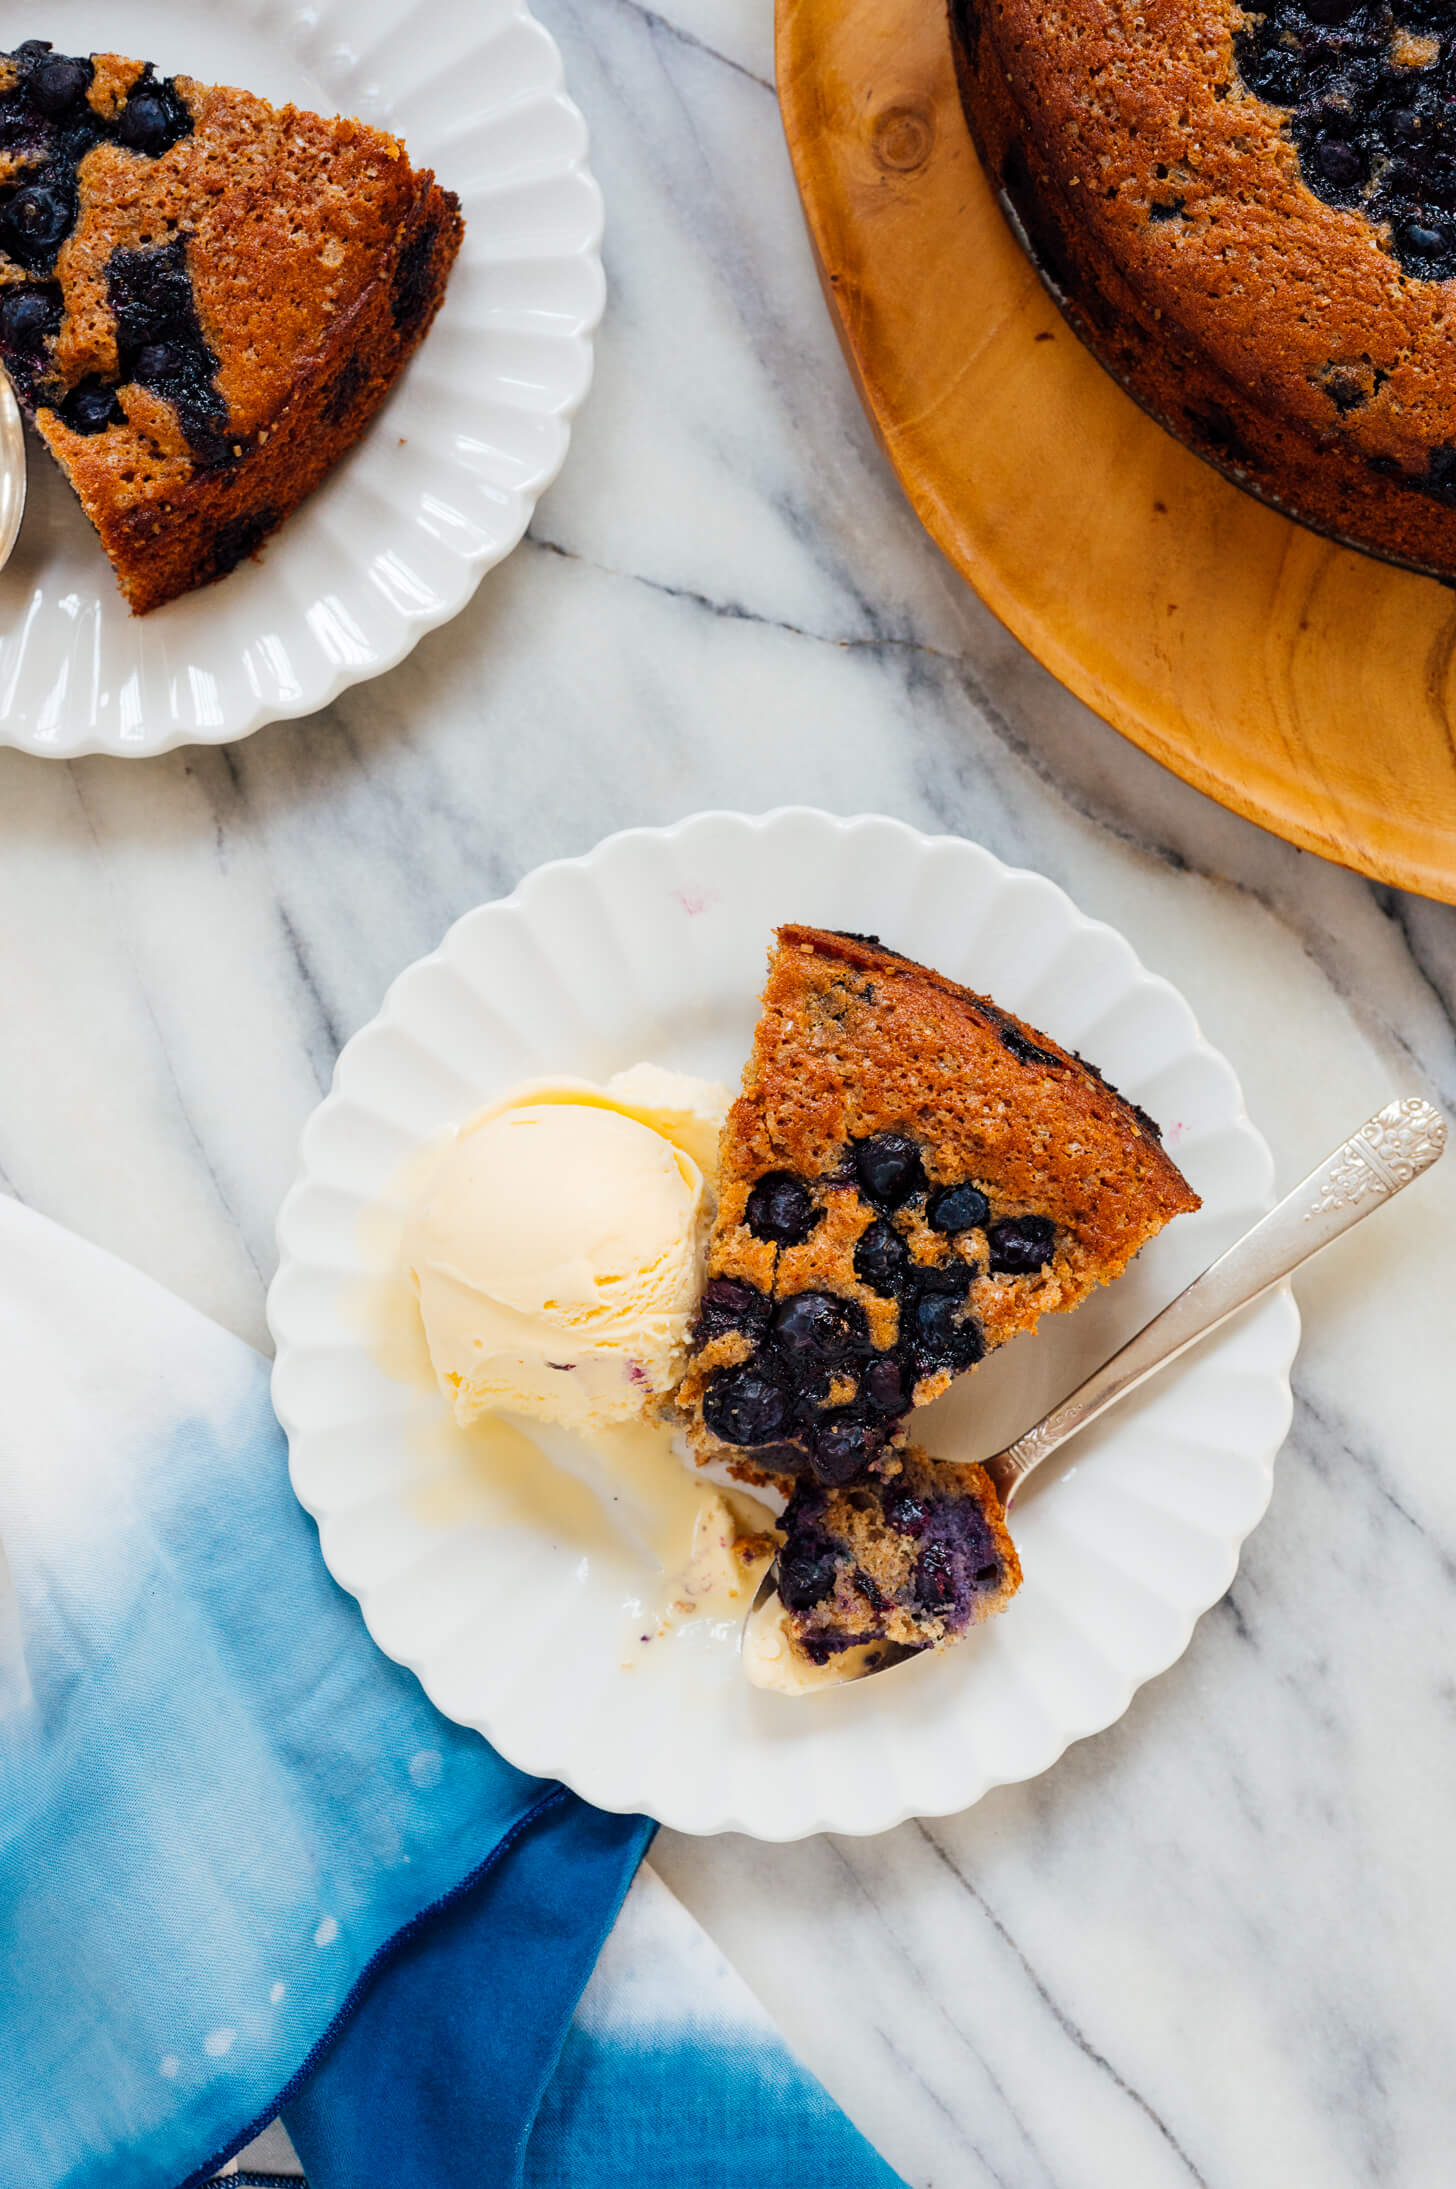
left=777, top=0, right=1456, bottom=903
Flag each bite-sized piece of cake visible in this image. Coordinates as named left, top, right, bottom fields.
left=774, top=1446, right=1021, bottom=1664
left=0, top=40, right=462, bottom=611
left=677, top=925, right=1199, bottom=1488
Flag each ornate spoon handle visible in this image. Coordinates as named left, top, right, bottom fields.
left=988, top=1096, right=1446, bottom=1508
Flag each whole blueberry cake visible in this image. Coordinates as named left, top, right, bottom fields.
left=775, top=1446, right=1022, bottom=1665
left=0, top=40, right=462, bottom=611
left=676, top=925, right=1199, bottom=1489
left=950, top=0, right=1456, bottom=577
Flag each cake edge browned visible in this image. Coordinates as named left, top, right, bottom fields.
left=946, top=0, right=1456, bottom=584
left=39, top=172, right=463, bottom=614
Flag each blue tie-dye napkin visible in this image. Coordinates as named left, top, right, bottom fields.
left=0, top=1196, right=904, bottom=2189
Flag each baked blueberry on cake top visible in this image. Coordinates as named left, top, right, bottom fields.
left=775, top=1445, right=1022, bottom=1665
left=950, top=0, right=1456, bottom=578
left=0, top=41, right=462, bottom=611
left=677, top=925, right=1199, bottom=1489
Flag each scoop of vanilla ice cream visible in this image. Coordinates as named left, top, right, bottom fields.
left=404, top=1066, right=731, bottom=1432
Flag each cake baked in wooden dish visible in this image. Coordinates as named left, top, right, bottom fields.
left=675, top=924, right=1199, bottom=1492
left=949, top=0, right=1456, bottom=579
left=0, top=40, right=462, bottom=611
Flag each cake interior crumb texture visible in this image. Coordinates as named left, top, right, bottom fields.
left=0, top=40, right=462, bottom=611
left=776, top=1445, right=1023, bottom=1661
left=949, top=0, right=1456, bottom=579
left=678, top=925, right=1200, bottom=1490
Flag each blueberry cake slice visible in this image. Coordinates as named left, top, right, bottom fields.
left=678, top=925, right=1199, bottom=1488
left=0, top=41, right=462, bottom=611
left=775, top=1446, right=1021, bottom=1664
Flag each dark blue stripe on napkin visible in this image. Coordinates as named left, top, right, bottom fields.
left=280, top=1796, right=654, bottom=2189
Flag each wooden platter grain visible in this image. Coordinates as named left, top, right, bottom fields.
left=777, top=0, right=1456, bottom=903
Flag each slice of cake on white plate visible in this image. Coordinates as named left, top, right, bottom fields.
left=677, top=924, right=1199, bottom=1490
left=0, top=37, right=461, bottom=610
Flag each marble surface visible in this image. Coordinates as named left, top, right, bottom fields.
left=4, top=2, right=1455, bottom=2184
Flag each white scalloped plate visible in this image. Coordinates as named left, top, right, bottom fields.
left=0, top=0, right=601, bottom=756
left=268, top=811, right=1299, bottom=1839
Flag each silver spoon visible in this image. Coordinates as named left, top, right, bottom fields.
left=743, top=1094, right=1447, bottom=1692
left=0, top=371, right=25, bottom=571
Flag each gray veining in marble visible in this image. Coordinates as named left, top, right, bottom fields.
left=2, top=4, right=1454, bottom=2185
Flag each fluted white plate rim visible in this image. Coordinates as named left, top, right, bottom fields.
left=0, top=0, right=602, bottom=758
left=268, top=809, right=1300, bottom=1839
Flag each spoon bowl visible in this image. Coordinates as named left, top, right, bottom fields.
left=0, top=372, right=26, bottom=572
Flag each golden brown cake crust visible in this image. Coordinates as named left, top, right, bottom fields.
left=678, top=924, right=1199, bottom=1483
left=949, top=0, right=1456, bottom=578
left=745, top=925, right=1195, bottom=1259
left=0, top=48, right=462, bottom=611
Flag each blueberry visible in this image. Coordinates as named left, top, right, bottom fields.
left=109, top=246, right=195, bottom=350
left=904, top=1265, right=982, bottom=1371
left=953, top=1318, right=986, bottom=1368
left=987, top=1216, right=1056, bottom=1274
left=695, top=1276, right=768, bottom=1342
left=788, top=1369, right=844, bottom=1420
left=862, top=1354, right=907, bottom=1415
left=701, top=1367, right=789, bottom=1447
left=854, top=1565, right=887, bottom=1614
left=0, top=101, right=42, bottom=159
left=883, top=1487, right=928, bottom=1535
left=116, top=89, right=176, bottom=157
left=103, top=237, right=226, bottom=462
left=1429, top=448, right=1456, bottom=500
left=28, top=55, right=91, bottom=118
left=133, top=340, right=188, bottom=381
left=778, top=1541, right=841, bottom=1612
left=0, top=287, right=57, bottom=347
left=907, top=1289, right=963, bottom=1356
left=927, top=1183, right=990, bottom=1233
left=810, top=1418, right=882, bottom=1486
left=1000, top=1024, right=1062, bottom=1070
left=1392, top=110, right=1425, bottom=148
left=1313, top=137, right=1364, bottom=187
left=2, top=180, right=75, bottom=258
left=913, top=1286, right=961, bottom=1339
left=1316, top=75, right=1360, bottom=118
left=59, top=379, right=123, bottom=434
left=914, top=1540, right=959, bottom=1613
left=1236, top=42, right=1301, bottom=104
left=853, top=1218, right=909, bottom=1295
left=1402, top=221, right=1451, bottom=260
left=744, top=1171, right=817, bottom=1245
left=853, top=1132, right=927, bottom=1209
left=771, top=1290, right=864, bottom=1366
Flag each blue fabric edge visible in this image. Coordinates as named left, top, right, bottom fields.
left=501, top=1810, right=659, bottom=2189
left=174, top=1784, right=571, bottom=2189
